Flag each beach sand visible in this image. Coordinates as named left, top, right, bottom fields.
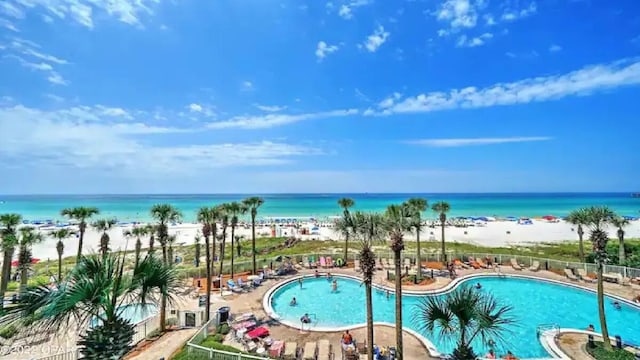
left=27, top=220, right=640, bottom=261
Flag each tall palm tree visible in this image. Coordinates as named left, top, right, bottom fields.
left=210, top=206, right=222, bottom=277
left=242, top=197, right=264, bottom=274
left=145, top=224, right=157, bottom=252
left=60, top=207, right=100, bottom=260
left=405, top=198, right=428, bottom=279
left=352, top=212, right=385, bottom=360
left=566, top=208, right=589, bottom=261
left=92, top=219, right=117, bottom=256
left=225, top=202, right=247, bottom=278
left=124, top=226, right=148, bottom=268
left=17, top=227, right=44, bottom=294
left=383, top=204, right=412, bottom=360
left=197, top=207, right=214, bottom=322
left=414, top=286, right=515, bottom=360
left=431, top=201, right=451, bottom=265
left=217, top=205, right=230, bottom=281
left=0, top=213, right=22, bottom=312
left=583, top=206, right=615, bottom=350
left=610, top=217, right=630, bottom=263
left=167, top=234, right=177, bottom=265
left=338, top=197, right=355, bottom=264
left=3, top=253, right=180, bottom=358
left=149, top=204, right=182, bottom=332
left=50, top=228, right=73, bottom=282
left=194, top=235, right=201, bottom=268
left=150, top=204, right=182, bottom=265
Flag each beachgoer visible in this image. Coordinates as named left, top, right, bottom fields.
left=300, top=313, right=311, bottom=324
left=290, top=297, right=297, bottom=306
left=386, top=290, right=390, bottom=299
left=485, top=349, right=496, bottom=359
left=327, top=272, right=332, bottom=280
left=586, top=324, right=595, bottom=332
left=502, top=350, right=518, bottom=360
left=475, top=282, right=482, bottom=289
left=342, top=330, right=353, bottom=345
left=332, top=279, right=338, bottom=292
left=315, top=270, right=320, bottom=278
left=613, top=301, right=621, bottom=310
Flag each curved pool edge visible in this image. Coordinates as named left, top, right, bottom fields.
left=262, top=272, right=640, bottom=359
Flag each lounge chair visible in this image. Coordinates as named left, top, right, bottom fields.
left=283, top=342, right=298, bottom=360
left=327, top=256, right=334, bottom=268
left=528, top=261, right=540, bottom=272
left=354, top=259, right=362, bottom=272
left=302, top=256, right=311, bottom=269
left=227, top=279, right=244, bottom=293
left=564, top=268, right=579, bottom=281
left=510, top=258, right=523, bottom=270
left=237, top=278, right=251, bottom=290
left=454, top=259, right=470, bottom=269
left=302, top=342, right=318, bottom=360
left=387, top=258, right=395, bottom=269
left=576, top=269, right=596, bottom=283
left=317, top=339, right=331, bottom=360
left=308, top=256, right=317, bottom=268
left=356, top=340, right=367, bottom=354
left=477, top=258, right=489, bottom=268
left=319, top=256, right=327, bottom=268
left=619, top=275, right=631, bottom=286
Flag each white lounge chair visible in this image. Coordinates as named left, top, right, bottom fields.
left=528, top=261, right=540, bottom=272
left=302, top=342, right=318, bottom=360
left=317, top=339, right=331, bottom=360
left=510, top=258, right=522, bottom=270
left=576, top=269, right=596, bottom=283
left=283, top=342, right=297, bottom=360
left=564, top=268, right=579, bottom=281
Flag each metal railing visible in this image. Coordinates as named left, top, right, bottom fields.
left=30, top=350, right=80, bottom=360
left=185, top=319, right=271, bottom=359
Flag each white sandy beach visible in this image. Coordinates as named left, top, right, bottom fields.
left=27, top=219, right=640, bottom=261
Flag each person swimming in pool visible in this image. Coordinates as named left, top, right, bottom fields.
left=332, top=279, right=338, bottom=292
left=475, top=282, right=482, bottom=289
left=301, top=313, right=311, bottom=324
left=290, top=297, right=297, bottom=306
left=613, top=301, right=621, bottom=310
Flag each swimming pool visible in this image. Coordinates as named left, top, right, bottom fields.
left=268, top=275, right=640, bottom=358
left=91, top=303, right=158, bottom=327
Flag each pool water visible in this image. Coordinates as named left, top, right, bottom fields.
left=91, top=303, right=158, bottom=327
left=270, top=276, right=640, bottom=358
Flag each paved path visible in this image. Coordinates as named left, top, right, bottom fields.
left=127, top=328, right=197, bottom=360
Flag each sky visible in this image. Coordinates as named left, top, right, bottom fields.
left=0, top=0, right=639, bottom=194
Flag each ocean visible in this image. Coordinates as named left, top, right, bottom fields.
left=0, top=193, right=638, bottom=223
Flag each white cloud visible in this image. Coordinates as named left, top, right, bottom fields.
left=6, top=39, right=69, bottom=84
left=484, top=14, right=496, bottom=26
left=242, top=81, right=254, bottom=91
left=254, top=104, right=287, bottom=112
left=207, top=109, right=358, bottom=130
left=456, top=32, right=493, bottom=47
left=501, top=2, right=537, bottom=21
left=1, top=2, right=24, bottom=18
left=336, top=0, right=370, bottom=20
left=549, top=44, right=562, bottom=52
left=362, top=25, right=389, bottom=53
left=0, top=104, right=320, bottom=177
left=0, top=18, right=19, bottom=31
left=187, top=103, right=215, bottom=117
left=315, top=41, right=339, bottom=60
left=47, top=72, right=68, bottom=85
left=374, top=58, right=640, bottom=115
left=407, top=136, right=552, bottom=147
left=435, top=0, right=484, bottom=30
left=188, top=103, right=203, bottom=112
left=4, top=0, right=160, bottom=28
left=44, top=94, right=65, bottom=102
left=377, top=92, right=402, bottom=108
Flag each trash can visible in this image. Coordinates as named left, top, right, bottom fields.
left=217, top=306, right=230, bottom=325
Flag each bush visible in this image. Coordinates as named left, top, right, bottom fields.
left=0, top=325, right=17, bottom=339
left=217, top=323, right=230, bottom=335
left=166, top=317, right=178, bottom=327
left=171, top=347, right=211, bottom=360
left=212, top=334, right=224, bottom=343
left=6, top=282, right=18, bottom=292
left=145, top=329, right=161, bottom=339
left=586, top=341, right=635, bottom=360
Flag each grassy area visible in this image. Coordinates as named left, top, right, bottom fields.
left=586, top=341, right=637, bottom=360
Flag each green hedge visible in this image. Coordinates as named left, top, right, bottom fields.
left=586, top=341, right=636, bottom=360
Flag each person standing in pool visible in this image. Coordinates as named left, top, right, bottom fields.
left=332, top=279, right=338, bottom=292
left=290, top=297, right=297, bottom=306
left=301, top=313, right=311, bottom=324
left=298, top=278, right=303, bottom=289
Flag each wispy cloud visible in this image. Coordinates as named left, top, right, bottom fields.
left=501, top=2, right=537, bottom=21
left=407, top=136, right=552, bottom=147
left=254, top=104, right=287, bottom=112
left=242, top=81, right=254, bottom=91
left=206, top=109, right=358, bottom=129
left=361, top=25, right=389, bottom=53
left=187, top=103, right=215, bottom=117
left=315, top=41, right=339, bottom=60
left=549, top=44, right=562, bottom=52
left=5, top=39, right=69, bottom=85
left=372, top=58, right=640, bottom=115
left=336, top=0, right=370, bottom=20
left=456, top=33, right=493, bottom=47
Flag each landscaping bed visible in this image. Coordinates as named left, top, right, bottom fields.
left=586, top=341, right=637, bottom=360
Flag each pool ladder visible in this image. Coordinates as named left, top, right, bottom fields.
left=536, top=323, right=560, bottom=337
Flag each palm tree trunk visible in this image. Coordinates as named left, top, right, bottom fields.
left=134, top=238, right=141, bottom=268
left=58, top=251, right=63, bottom=282
left=204, top=234, right=212, bottom=322
left=440, top=222, right=446, bottom=265
left=344, top=232, right=349, bottom=265
left=160, top=295, right=167, bottom=332
left=77, top=224, right=85, bottom=261
left=211, top=227, right=217, bottom=277
left=251, top=214, right=257, bottom=275
left=219, top=233, right=226, bottom=289
left=394, top=249, right=404, bottom=360
left=597, top=263, right=612, bottom=349
left=416, top=228, right=421, bottom=280
left=19, top=266, right=28, bottom=295
left=577, top=225, right=585, bottom=262
left=230, top=226, right=236, bottom=278
left=618, top=232, right=626, bottom=263
left=1, top=248, right=13, bottom=294
left=365, top=281, right=374, bottom=360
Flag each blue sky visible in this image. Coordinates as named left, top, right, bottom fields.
left=0, top=0, right=639, bottom=194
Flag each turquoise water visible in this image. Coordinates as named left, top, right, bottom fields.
left=91, top=303, right=158, bottom=327
left=0, top=193, right=638, bottom=222
left=270, top=276, right=640, bottom=358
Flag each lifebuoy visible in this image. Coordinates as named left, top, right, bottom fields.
left=336, top=258, right=344, bottom=267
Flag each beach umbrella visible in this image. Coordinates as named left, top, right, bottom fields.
left=542, top=215, right=556, bottom=220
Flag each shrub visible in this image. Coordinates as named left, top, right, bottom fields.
left=212, top=334, right=224, bottom=343
left=217, top=323, right=230, bottom=335
left=586, top=341, right=635, bottom=360
left=0, top=325, right=17, bottom=339
left=166, top=317, right=178, bottom=327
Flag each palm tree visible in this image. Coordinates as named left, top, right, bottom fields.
left=217, top=205, right=230, bottom=281
left=338, top=198, right=355, bottom=264
left=149, top=204, right=182, bottom=332
left=167, top=234, right=177, bottom=265
left=150, top=204, right=182, bottom=264
left=405, top=198, right=428, bottom=279
left=50, top=228, right=73, bottom=282
left=17, top=227, right=44, bottom=294
left=60, top=207, right=100, bottom=260
left=383, top=204, right=412, bottom=360
left=225, top=202, right=247, bottom=278
left=242, top=197, right=264, bottom=274
left=431, top=201, right=451, bottom=265
left=566, top=209, right=589, bottom=261
left=0, top=213, right=22, bottom=312
left=414, top=286, right=515, bottom=359
left=197, top=207, right=214, bottom=322
left=3, top=253, right=180, bottom=358
left=145, top=224, right=156, bottom=252
left=610, top=217, right=630, bottom=264
left=194, top=235, right=201, bottom=268
left=583, top=206, right=616, bottom=350
left=124, top=226, right=148, bottom=268
left=352, top=212, right=385, bottom=360
left=92, top=219, right=117, bottom=256
left=209, top=206, right=222, bottom=278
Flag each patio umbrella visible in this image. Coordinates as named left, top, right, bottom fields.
left=542, top=215, right=556, bottom=220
